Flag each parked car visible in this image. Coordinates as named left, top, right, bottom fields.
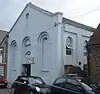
left=90, top=84, right=100, bottom=94
left=51, top=76, right=96, bottom=94
left=11, top=76, right=51, bottom=94
left=0, top=74, right=7, bottom=88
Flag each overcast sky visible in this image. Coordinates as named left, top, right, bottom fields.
left=1, top=0, right=100, bottom=31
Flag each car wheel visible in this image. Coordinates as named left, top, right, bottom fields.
left=11, top=87, right=16, bottom=94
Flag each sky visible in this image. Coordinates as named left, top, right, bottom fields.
left=1, top=0, right=100, bottom=31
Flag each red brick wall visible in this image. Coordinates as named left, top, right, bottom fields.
left=88, top=45, right=100, bottom=84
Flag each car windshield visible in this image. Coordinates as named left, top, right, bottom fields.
left=28, top=77, right=45, bottom=85
left=54, top=77, right=66, bottom=84
left=81, top=82, right=92, bottom=91
left=54, top=77, right=80, bottom=86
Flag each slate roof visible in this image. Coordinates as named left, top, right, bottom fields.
left=0, top=30, right=7, bottom=43
left=63, top=17, right=95, bottom=32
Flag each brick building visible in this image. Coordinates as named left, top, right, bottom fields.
left=0, top=30, right=8, bottom=79
left=87, top=24, right=100, bottom=84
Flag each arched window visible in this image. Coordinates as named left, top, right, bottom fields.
left=22, top=37, right=31, bottom=64
left=66, top=37, right=73, bottom=55
left=38, top=32, right=50, bottom=71
left=10, top=40, right=17, bottom=69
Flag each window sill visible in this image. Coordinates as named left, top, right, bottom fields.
left=12, top=69, right=16, bottom=71
left=41, top=69, right=49, bottom=72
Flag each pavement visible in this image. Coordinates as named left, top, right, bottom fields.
left=0, top=88, right=11, bottom=94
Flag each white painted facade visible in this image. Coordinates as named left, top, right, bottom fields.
left=63, top=23, right=93, bottom=69
left=7, top=3, right=94, bottom=85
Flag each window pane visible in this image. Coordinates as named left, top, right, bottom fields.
left=66, top=46, right=72, bottom=55
left=66, top=37, right=73, bottom=48
left=84, top=52, right=87, bottom=56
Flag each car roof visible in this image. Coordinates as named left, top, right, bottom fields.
left=17, top=76, right=41, bottom=78
left=55, top=75, right=83, bottom=81
left=16, top=76, right=46, bottom=84
left=16, top=76, right=45, bottom=81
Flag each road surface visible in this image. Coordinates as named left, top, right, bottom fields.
left=0, top=88, right=11, bottom=94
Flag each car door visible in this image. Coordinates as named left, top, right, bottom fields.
left=51, top=83, right=71, bottom=94
left=16, top=78, right=25, bottom=94
left=21, top=80, right=30, bottom=94
left=64, top=83, right=84, bottom=94
left=13, top=77, right=22, bottom=94
left=19, top=77, right=30, bottom=94
left=63, top=78, right=88, bottom=94
left=52, top=82, right=83, bottom=94
left=52, top=77, right=84, bottom=94
left=11, top=81, right=19, bottom=93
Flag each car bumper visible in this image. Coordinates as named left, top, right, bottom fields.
left=0, top=83, right=7, bottom=87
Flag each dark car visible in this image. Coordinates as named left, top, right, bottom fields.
left=11, top=76, right=51, bottom=94
left=90, top=84, right=100, bottom=94
left=51, top=76, right=96, bottom=94
left=0, top=74, right=7, bottom=88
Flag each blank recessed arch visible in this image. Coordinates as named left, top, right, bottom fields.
left=22, top=36, right=31, bottom=46
left=38, top=31, right=49, bottom=42
left=11, top=40, right=17, bottom=47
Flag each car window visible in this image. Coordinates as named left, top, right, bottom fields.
left=16, top=77, right=28, bottom=84
left=15, top=76, right=21, bottom=81
left=21, top=77, right=28, bottom=81
left=67, top=78, right=80, bottom=86
left=20, top=77, right=28, bottom=83
left=28, top=77, right=44, bottom=85
left=54, top=77, right=66, bottom=84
